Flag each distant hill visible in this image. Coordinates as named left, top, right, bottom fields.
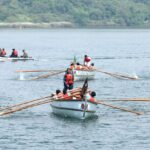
left=0, top=0, right=150, bottom=28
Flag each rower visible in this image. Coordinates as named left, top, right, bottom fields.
left=0, top=48, right=6, bottom=57
left=63, top=68, right=74, bottom=91
left=10, top=49, right=18, bottom=57
left=84, top=55, right=92, bottom=67
left=21, top=50, right=28, bottom=58
left=75, top=62, right=83, bottom=70
left=70, top=63, right=75, bottom=70
left=62, top=89, right=72, bottom=100
left=54, top=89, right=63, bottom=99
left=86, top=91, right=96, bottom=102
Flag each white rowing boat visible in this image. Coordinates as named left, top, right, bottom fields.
left=0, top=57, right=34, bottom=62
left=73, top=69, right=95, bottom=81
left=50, top=99, right=98, bottom=119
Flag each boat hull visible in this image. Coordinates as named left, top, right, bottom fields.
left=50, top=100, right=98, bottom=119
left=73, top=70, right=95, bottom=81
left=0, top=57, right=34, bottom=62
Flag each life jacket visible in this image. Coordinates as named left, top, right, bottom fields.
left=14, top=50, right=18, bottom=56
left=1, top=50, right=6, bottom=56
left=84, top=56, right=91, bottom=62
left=65, top=74, right=74, bottom=85
left=89, top=97, right=96, bottom=102
left=63, top=93, right=72, bottom=100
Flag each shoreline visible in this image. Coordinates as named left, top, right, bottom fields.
left=0, top=22, right=150, bottom=29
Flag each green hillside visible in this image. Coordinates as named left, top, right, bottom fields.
left=0, top=0, right=150, bottom=28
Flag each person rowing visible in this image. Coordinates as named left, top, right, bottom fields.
left=21, top=50, right=28, bottom=58
left=0, top=48, right=6, bottom=57
left=10, top=49, right=18, bottom=57
left=85, top=91, right=96, bottom=102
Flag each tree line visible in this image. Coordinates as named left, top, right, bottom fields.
left=0, top=0, right=150, bottom=28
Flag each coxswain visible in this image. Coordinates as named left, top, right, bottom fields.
left=10, top=49, right=18, bottom=57
left=0, top=48, right=6, bottom=57
left=84, top=55, right=92, bottom=67
left=21, top=50, right=28, bottom=58
left=63, top=68, right=74, bottom=91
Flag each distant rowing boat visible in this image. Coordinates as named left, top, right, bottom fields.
left=0, top=57, right=34, bottom=62
left=73, top=69, right=95, bottom=81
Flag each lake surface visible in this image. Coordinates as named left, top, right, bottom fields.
left=0, top=29, right=150, bottom=150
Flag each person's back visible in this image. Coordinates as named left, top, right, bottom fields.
left=22, top=50, right=28, bottom=58
left=10, top=49, right=18, bottom=57
left=0, top=48, right=2, bottom=56
left=89, top=91, right=96, bottom=102
left=1, top=49, right=6, bottom=57
left=85, top=91, right=96, bottom=102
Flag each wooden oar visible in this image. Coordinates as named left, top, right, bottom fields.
left=16, top=69, right=63, bottom=73
left=0, top=87, right=83, bottom=116
left=95, top=68, right=139, bottom=80
left=0, top=95, right=51, bottom=112
left=0, top=98, right=55, bottom=116
left=102, top=98, right=150, bottom=102
left=29, top=70, right=65, bottom=80
left=96, top=100, right=143, bottom=115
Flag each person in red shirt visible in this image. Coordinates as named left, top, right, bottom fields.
left=89, top=91, right=96, bottom=102
left=0, top=48, right=6, bottom=57
left=10, top=49, right=18, bottom=57
left=86, top=91, right=96, bottom=102
left=84, top=55, right=92, bottom=67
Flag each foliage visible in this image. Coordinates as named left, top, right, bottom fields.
left=0, top=0, right=150, bottom=27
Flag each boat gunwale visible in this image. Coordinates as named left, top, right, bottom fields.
left=73, top=69, right=95, bottom=72
left=51, top=99, right=98, bottom=105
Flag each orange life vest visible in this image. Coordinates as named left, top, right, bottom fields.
left=14, top=50, right=18, bottom=56
left=65, top=74, right=74, bottom=85
left=89, top=97, right=96, bottom=102
left=63, top=93, right=72, bottom=100
left=1, top=50, right=6, bottom=56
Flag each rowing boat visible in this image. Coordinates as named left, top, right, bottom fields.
left=73, top=69, right=95, bottom=81
left=0, top=57, right=34, bottom=62
left=50, top=99, right=98, bottom=119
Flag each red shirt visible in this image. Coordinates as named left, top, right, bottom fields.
left=84, top=56, right=91, bottom=62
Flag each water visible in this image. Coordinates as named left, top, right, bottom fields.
left=0, top=29, right=150, bottom=150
